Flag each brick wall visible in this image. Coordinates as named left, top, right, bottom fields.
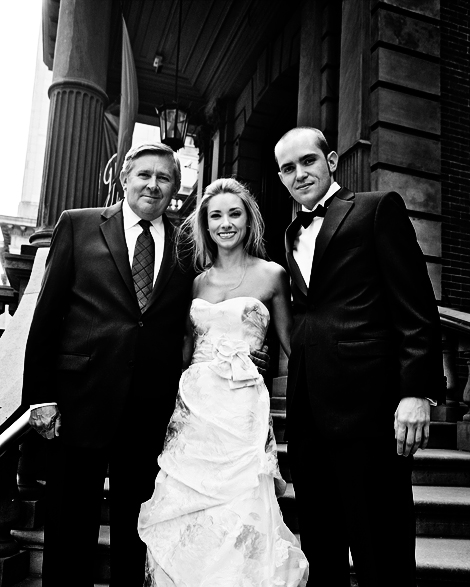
left=441, top=0, right=470, bottom=311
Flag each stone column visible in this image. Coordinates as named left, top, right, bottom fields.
left=297, top=0, right=341, bottom=149
left=369, top=0, right=442, bottom=299
left=31, top=0, right=112, bottom=247
left=336, top=0, right=371, bottom=192
left=297, top=0, right=322, bottom=129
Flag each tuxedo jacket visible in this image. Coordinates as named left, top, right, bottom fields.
left=22, top=202, right=195, bottom=448
left=285, top=188, right=444, bottom=441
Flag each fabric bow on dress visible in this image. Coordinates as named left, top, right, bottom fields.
left=209, top=335, right=262, bottom=389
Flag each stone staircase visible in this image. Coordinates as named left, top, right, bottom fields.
left=2, top=376, right=470, bottom=586
left=272, top=376, right=470, bottom=587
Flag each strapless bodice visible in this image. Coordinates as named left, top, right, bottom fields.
left=190, top=296, right=270, bottom=389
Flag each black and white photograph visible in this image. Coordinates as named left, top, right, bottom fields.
left=0, top=1, right=469, bottom=586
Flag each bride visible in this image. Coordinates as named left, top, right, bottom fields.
left=138, top=178, right=308, bottom=586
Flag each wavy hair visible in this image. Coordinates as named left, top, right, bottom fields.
left=177, top=178, right=266, bottom=270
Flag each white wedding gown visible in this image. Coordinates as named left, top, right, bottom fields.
left=138, top=296, right=308, bottom=586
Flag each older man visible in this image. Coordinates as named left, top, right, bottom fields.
left=23, top=143, right=196, bottom=586
left=275, top=127, right=444, bottom=587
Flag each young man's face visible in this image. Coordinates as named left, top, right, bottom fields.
left=275, top=129, right=338, bottom=210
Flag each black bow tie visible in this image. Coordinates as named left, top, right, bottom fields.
left=297, top=195, right=335, bottom=229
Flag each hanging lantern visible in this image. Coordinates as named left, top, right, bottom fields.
left=156, top=101, right=189, bottom=152
left=156, top=0, right=189, bottom=152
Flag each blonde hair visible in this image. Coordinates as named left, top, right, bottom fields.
left=177, top=178, right=266, bottom=270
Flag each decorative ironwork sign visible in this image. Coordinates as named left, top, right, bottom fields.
left=103, top=153, right=121, bottom=207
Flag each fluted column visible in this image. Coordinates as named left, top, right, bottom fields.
left=31, top=0, right=112, bottom=246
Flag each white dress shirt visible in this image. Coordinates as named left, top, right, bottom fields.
left=31, top=200, right=166, bottom=410
left=122, top=198, right=165, bottom=285
left=293, top=181, right=341, bottom=287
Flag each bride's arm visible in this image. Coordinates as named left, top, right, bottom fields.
left=270, top=265, right=293, bottom=358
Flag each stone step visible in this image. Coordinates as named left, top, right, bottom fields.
left=279, top=483, right=470, bottom=539
left=276, top=446, right=470, bottom=488
left=0, top=551, right=29, bottom=587
left=428, top=422, right=457, bottom=450
left=271, top=410, right=286, bottom=442
left=11, top=579, right=108, bottom=587
left=271, top=376, right=287, bottom=397
left=276, top=442, right=291, bottom=482
left=415, top=537, right=470, bottom=586
left=414, top=486, right=470, bottom=538
left=350, top=537, right=470, bottom=586
left=10, top=526, right=110, bottom=583
left=413, top=449, right=470, bottom=487
left=270, top=396, right=286, bottom=411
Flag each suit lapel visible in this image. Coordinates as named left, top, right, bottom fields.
left=100, top=202, right=136, bottom=300
left=145, top=214, right=177, bottom=312
left=308, top=187, right=355, bottom=293
left=285, top=217, right=308, bottom=297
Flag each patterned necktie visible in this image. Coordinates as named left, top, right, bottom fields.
left=297, top=194, right=336, bottom=229
left=132, top=220, right=154, bottom=311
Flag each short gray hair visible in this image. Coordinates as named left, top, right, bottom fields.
left=120, top=143, right=181, bottom=191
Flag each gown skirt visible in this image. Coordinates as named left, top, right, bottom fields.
left=138, top=296, right=308, bottom=586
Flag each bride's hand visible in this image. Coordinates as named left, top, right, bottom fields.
left=250, top=344, right=270, bottom=377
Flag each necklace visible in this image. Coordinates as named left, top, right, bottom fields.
left=209, top=262, right=247, bottom=292
left=228, top=263, right=247, bottom=291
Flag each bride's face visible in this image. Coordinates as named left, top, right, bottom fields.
left=207, top=192, right=248, bottom=252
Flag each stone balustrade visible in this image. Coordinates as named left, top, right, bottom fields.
left=438, top=307, right=470, bottom=451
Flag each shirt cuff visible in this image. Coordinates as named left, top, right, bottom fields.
left=30, top=402, right=58, bottom=409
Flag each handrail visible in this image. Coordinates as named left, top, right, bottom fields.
left=0, top=410, right=31, bottom=458
left=439, top=306, right=470, bottom=335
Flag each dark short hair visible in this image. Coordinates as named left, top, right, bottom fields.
left=274, top=127, right=331, bottom=164
left=120, top=143, right=181, bottom=191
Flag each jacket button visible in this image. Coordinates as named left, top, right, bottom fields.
left=138, top=321, right=144, bottom=327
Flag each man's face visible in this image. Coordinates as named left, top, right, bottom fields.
left=122, top=153, right=177, bottom=221
left=275, top=129, right=338, bottom=210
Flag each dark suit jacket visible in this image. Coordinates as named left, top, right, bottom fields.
left=285, top=188, right=444, bottom=441
left=22, top=202, right=195, bottom=448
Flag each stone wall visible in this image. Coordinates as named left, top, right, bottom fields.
left=441, top=0, right=470, bottom=311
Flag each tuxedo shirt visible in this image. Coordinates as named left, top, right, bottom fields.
left=293, top=181, right=341, bottom=286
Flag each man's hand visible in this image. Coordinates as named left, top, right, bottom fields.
left=29, top=405, right=62, bottom=440
left=394, top=397, right=430, bottom=457
left=250, top=345, right=270, bottom=376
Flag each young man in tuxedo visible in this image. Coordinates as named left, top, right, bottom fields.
left=275, top=127, right=444, bottom=586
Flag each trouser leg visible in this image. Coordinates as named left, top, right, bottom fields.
left=288, top=397, right=351, bottom=587
left=339, top=437, right=416, bottom=587
left=108, top=424, right=163, bottom=587
left=288, top=389, right=416, bottom=587
left=42, top=440, right=107, bottom=587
